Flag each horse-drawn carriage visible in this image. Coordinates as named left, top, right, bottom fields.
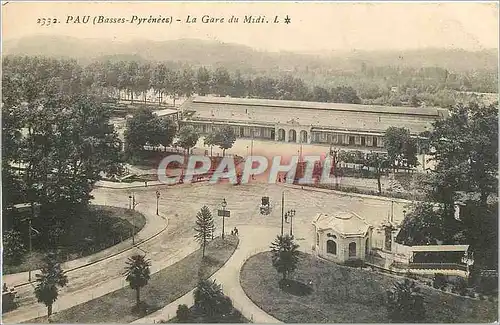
left=260, top=196, right=270, bottom=215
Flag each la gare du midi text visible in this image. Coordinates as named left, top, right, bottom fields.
left=65, top=15, right=282, bottom=25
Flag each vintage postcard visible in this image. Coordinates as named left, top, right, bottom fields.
left=1, top=1, right=498, bottom=323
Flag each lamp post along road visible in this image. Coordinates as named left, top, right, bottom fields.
left=156, top=191, right=160, bottom=216
left=218, top=198, right=230, bottom=240
left=288, top=209, right=296, bottom=238
left=281, top=192, right=285, bottom=236
left=129, top=194, right=139, bottom=245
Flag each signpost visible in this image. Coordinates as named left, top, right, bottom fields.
left=219, top=198, right=229, bottom=239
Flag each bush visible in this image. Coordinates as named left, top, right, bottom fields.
left=344, top=259, right=365, bottom=268
left=176, top=304, right=190, bottom=322
left=433, top=273, right=447, bottom=290
left=406, top=272, right=418, bottom=280
left=3, top=229, right=27, bottom=265
left=452, top=277, right=468, bottom=296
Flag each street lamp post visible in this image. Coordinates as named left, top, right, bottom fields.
left=285, top=209, right=296, bottom=238
left=221, top=198, right=227, bottom=239
left=129, top=194, right=138, bottom=245
left=156, top=191, right=161, bottom=216
left=281, top=192, right=285, bottom=236
left=17, top=203, right=40, bottom=283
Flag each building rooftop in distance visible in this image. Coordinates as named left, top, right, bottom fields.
left=188, top=96, right=448, bottom=117
left=181, top=96, right=447, bottom=134
left=153, top=108, right=178, bottom=117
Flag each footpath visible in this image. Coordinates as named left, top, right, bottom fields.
left=3, top=200, right=168, bottom=289
left=2, top=201, right=176, bottom=324
left=134, top=225, right=290, bottom=324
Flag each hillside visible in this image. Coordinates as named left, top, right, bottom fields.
left=4, top=35, right=498, bottom=73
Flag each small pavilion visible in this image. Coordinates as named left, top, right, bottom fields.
left=312, top=212, right=373, bottom=264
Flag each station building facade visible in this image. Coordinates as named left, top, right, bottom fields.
left=179, top=96, right=449, bottom=150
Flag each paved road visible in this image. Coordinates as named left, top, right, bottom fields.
left=3, top=182, right=408, bottom=323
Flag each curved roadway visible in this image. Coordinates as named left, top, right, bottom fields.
left=2, top=182, right=408, bottom=323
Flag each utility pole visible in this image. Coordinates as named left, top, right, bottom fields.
left=129, top=193, right=138, bottom=245
left=220, top=198, right=228, bottom=240
left=156, top=191, right=160, bottom=216
left=391, top=200, right=394, bottom=223
left=250, top=127, right=254, bottom=157
left=28, top=219, right=32, bottom=282
left=281, top=192, right=285, bottom=236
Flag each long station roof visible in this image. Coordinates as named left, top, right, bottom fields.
left=181, top=96, right=449, bottom=134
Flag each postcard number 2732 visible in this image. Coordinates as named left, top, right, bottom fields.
left=37, top=18, right=59, bottom=26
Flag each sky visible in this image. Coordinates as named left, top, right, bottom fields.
left=2, top=2, right=499, bottom=53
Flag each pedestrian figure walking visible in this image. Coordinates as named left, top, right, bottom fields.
left=233, top=227, right=239, bottom=236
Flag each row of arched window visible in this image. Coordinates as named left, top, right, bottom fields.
left=327, top=240, right=357, bottom=257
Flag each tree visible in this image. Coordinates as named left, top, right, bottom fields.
left=125, top=109, right=176, bottom=155
left=364, top=152, right=391, bottom=194
left=151, top=63, right=168, bottom=104
left=386, top=278, right=425, bottom=323
left=176, top=304, right=190, bottom=322
left=230, top=70, right=246, bottom=98
left=214, top=125, right=236, bottom=156
left=123, top=254, right=151, bottom=308
left=427, top=103, right=498, bottom=207
left=124, top=109, right=155, bottom=153
left=384, top=127, right=418, bottom=171
left=211, top=67, right=232, bottom=97
left=194, top=206, right=215, bottom=257
left=311, top=86, right=331, bottom=102
left=195, top=67, right=211, bottom=96
left=270, top=235, right=300, bottom=281
left=330, top=86, right=361, bottom=104
left=395, top=202, right=450, bottom=246
left=34, top=252, right=68, bottom=317
left=203, top=131, right=217, bottom=156
left=149, top=118, right=177, bottom=149
left=180, top=68, right=195, bottom=98
left=193, top=279, right=233, bottom=321
left=4, top=87, right=123, bottom=239
left=3, top=229, right=27, bottom=265
left=176, top=125, right=199, bottom=155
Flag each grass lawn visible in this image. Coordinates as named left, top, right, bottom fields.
left=240, top=251, right=498, bottom=323
left=27, top=235, right=239, bottom=323
left=165, top=305, right=249, bottom=323
left=3, top=205, right=146, bottom=274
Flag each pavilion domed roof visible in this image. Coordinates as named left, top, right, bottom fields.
left=313, top=211, right=371, bottom=237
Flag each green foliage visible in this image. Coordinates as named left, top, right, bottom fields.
left=384, top=127, right=418, bottom=170
left=213, top=125, right=236, bottom=155
left=176, top=304, right=190, bottom=322
left=2, top=61, right=124, bottom=237
left=195, top=67, right=211, bottom=96
left=386, top=278, right=426, bottom=323
left=432, top=273, right=447, bottom=290
left=124, top=108, right=176, bottom=155
left=194, top=206, right=215, bottom=257
left=451, top=277, right=468, bottom=296
left=124, top=254, right=151, bottom=306
left=193, top=279, right=233, bottom=321
left=34, top=252, right=69, bottom=317
left=176, top=125, right=200, bottom=154
left=396, top=202, right=449, bottom=246
left=2, top=229, right=27, bottom=265
left=427, top=103, right=498, bottom=206
left=270, top=235, right=300, bottom=281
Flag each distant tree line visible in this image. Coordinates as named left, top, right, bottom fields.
left=4, top=55, right=496, bottom=109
